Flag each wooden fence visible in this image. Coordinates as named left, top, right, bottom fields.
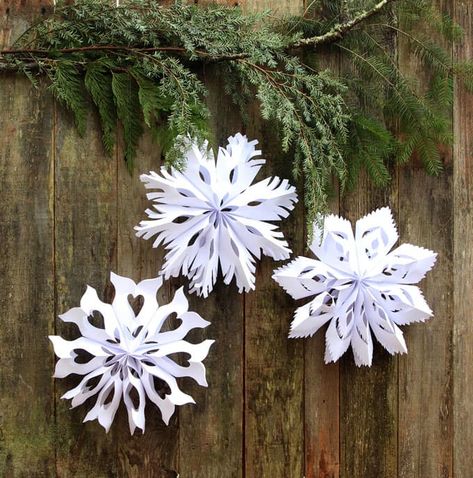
left=0, top=0, right=472, bottom=477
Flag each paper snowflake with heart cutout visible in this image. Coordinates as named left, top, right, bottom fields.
left=49, top=272, right=214, bottom=434
left=135, top=133, right=298, bottom=297
left=273, top=207, right=437, bottom=366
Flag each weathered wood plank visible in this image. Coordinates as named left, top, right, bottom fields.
left=54, top=105, right=119, bottom=476
left=0, top=78, right=56, bottom=478
left=178, top=286, right=243, bottom=478
left=339, top=172, right=399, bottom=478
left=244, top=170, right=305, bottom=478
left=115, top=133, right=179, bottom=478
left=94, top=0, right=177, bottom=473
left=0, top=71, right=56, bottom=478
left=303, top=4, right=341, bottom=477
left=453, top=1, right=473, bottom=476
left=243, top=0, right=302, bottom=15
left=305, top=195, right=340, bottom=478
left=177, top=65, right=245, bottom=478
left=0, top=2, right=55, bottom=476
left=240, top=2, right=305, bottom=477
left=397, top=164, right=453, bottom=478
left=397, top=1, right=454, bottom=476
left=338, top=6, right=401, bottom=475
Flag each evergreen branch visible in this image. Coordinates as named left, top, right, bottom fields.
left=367, top=23, right=453, bottom=72
left=292, top=0, right=398, bottom=48
left=0, top=0, right=462, bottom=229
left=336, top=43, right=396, bottom=89
left=112, top=72, right=143, bottom=171
left=85, top=61, right=117, bottom=154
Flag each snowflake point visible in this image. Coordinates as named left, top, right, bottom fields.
left=274, top=207, right=437, bottom=366
left=136, top=133, right=297, bottom=296
left=50, top=273, right=213, bottom=433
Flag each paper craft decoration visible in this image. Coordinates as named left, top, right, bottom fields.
left=135, top=133, right=298, bottom=297
left=49, top=272, right=214, bottom=434
left=273, top=207, right=437, bottom=366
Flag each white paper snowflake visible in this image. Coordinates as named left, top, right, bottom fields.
left=135, top=133, right=298, bottom=297
left=273, top=207, right=437, bottom=366
left=49, top=272, right=214, bottom=434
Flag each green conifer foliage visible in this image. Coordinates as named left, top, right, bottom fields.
left=1, top=0, right=471, bottom=229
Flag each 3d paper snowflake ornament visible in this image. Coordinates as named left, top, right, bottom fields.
left=49, top=272, right=214, bottom=434
left=273, top=207, right=437, bottom=366
left=135, top=133, right=298, bottom=297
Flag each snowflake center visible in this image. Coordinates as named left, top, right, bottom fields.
left=109, top=334, right=154, bottom=364
left=206, top=200, right=233, bottom=226
left=105, top=352, right=138, bottom=377
left=352, top=275, right=368, bottom=290
left=107, top=342, right=155, bottom=378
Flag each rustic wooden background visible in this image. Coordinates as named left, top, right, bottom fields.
left=1, top=0, right=472, bottom=477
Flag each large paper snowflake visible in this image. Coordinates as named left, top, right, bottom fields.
left=135, top=133, right=298, bottom=297
left=49, top=273, right=214, bottom=434
left=273, top=207, right=437, bottom=366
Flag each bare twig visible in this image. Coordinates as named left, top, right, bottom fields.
left=291, top=0, right=398, bottom=48
left=0, top=45, right=248, bottom=61
left=0, top=62, right=42, bottom=72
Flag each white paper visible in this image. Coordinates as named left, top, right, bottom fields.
left=273, top=207, right=437, bottom=366
left=49, top=272, right=214, bottom=434
left=135, top=133, right=298, bottom=297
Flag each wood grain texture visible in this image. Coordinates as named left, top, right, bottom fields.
left=0, top=1, right=53, bottom=51
left=244, top=172, right=305, bottom=478
left=178, top=285, right=243, bottom=478
left=115, top=133, right=179, bottom=478
left=0, top=2, right=55, bottom=476
left=177, top=64, right=245, bottom=478
left=54, top=106, right=119, bottom=477
left=0, top=76, right=55, bottom=478
left=241, top=2, right=305, bottom=471
left=397, top=1, right=454, bottom=476
left=338, top=8, right=399, bottom=476
left=303, top=3, right=340, bottom=476
left=242, top=0, right=302, bottom=15
left=113, top=0, right=167, bottom=459
left=453, top=1, right=473, bottom=476
left=339, top=172, right=399, bottom=478
left=397, top=164, right=453, bottom=478
left=305, top=194, right=340, bottom=478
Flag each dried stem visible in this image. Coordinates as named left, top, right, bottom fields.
left=0, top=45, right=248, bottom=62
left=291, top=0, right=398, bottom=48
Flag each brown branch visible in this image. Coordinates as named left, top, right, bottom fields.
left=0, top=58, right=129, bottom=74
left=1, top=45, right=182, bottom=55
left=0, top=45, right=248, bottom=61
left=0, top=0, right=398, bottom=69
left=0, top=62, right=42, bottom=72
left=291, top=0, right=398, bottom=49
